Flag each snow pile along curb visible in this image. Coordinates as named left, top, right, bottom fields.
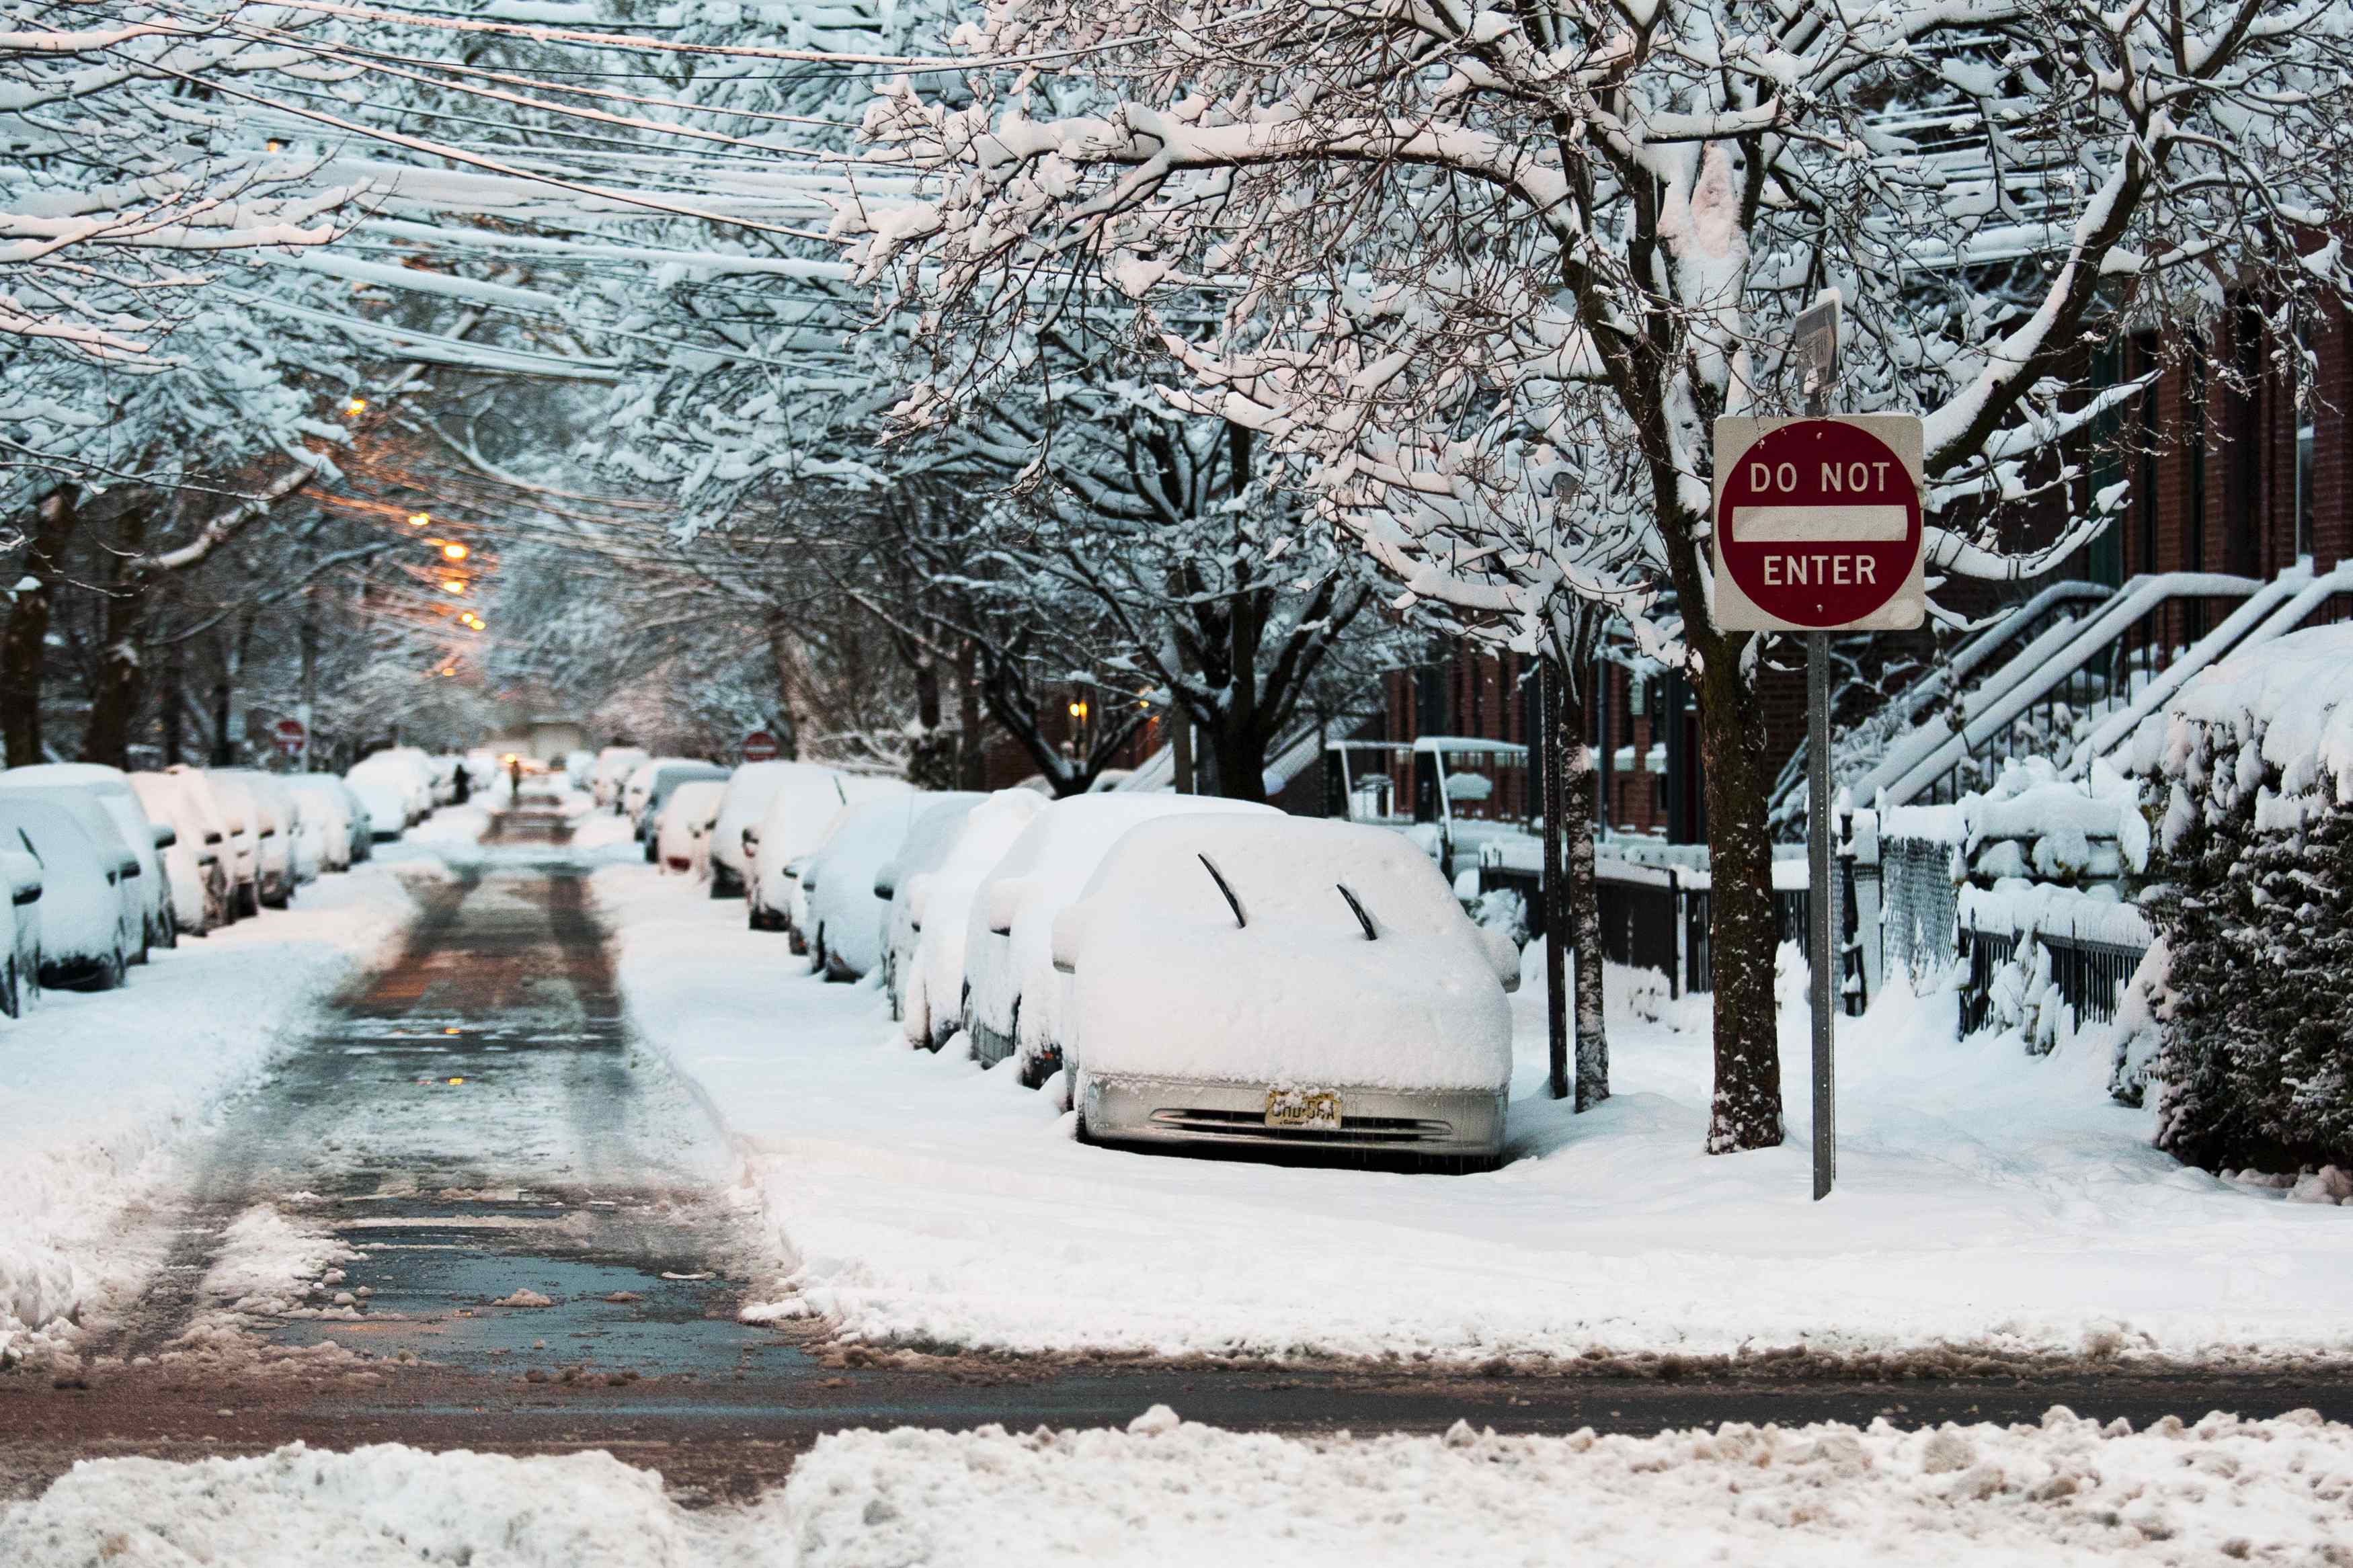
left=6, top=1407, right=2351, bottom=1565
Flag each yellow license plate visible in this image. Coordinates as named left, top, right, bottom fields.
left=1265, top=1088, right=1343, bottom=1130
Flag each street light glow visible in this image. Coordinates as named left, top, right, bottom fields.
left=408, top=511, right=430, bottom=528
left=442, top=542, right=469, bottom=561
left=442, top=579, right=465, bottom=594
left=346, top=397, right=367, bottom=416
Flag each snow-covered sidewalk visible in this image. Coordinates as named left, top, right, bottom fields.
left=595, top=863, right=2353, bottom=1368
left=9, top=1405, right=2350, bottom=1565
left=0, top=860, right=424, bottom=1364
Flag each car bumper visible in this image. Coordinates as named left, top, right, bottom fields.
left=1079, top=1074, right=1507, bottom=1159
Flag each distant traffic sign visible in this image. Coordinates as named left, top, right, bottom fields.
left=272, top=717, right=307, bottom=757
left=742, top=731, right=780, bottom=763
left=1712, top=415, right=1925, bottom=632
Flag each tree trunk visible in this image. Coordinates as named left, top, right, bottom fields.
left=1200, top=707, right=1271, bottom=805
left=161, top=652, right=184, bottom=766
left=955, top=637, right=984, bottom=788
left=208, top=628, right=237, bottom=766
left=2, top=489, right=75, bottom=767
left=1696, top=639, right=1784, bottom=1152
left=81, top=503, right=156, bottom=768
left=766, top=617, right=802, bottom=760
left=1560, top=676, right=1608, bottom=1111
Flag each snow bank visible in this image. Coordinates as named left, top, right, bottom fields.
left=597, top=860, right=2353, bottom=1366
left=12, top=1407, right=2353, bottom=1565
left=0, top=865, right=415, bottom=1362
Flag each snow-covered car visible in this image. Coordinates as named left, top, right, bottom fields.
left=351, top=749, right=432, bottom=825
left=709, top=761, right=834, bottom=900
left=593, top=746, right=649, bottom=811
left=130, top=770, right=228, bottom=934
left=737, top=768, right=844, bottom=932
left=286, top=776, right=355, bottom=874
left=0, top=782, right=148, bottom=966
left=348, top=773, right=408, bottom=843
left=0, top=798, right=133, bottom=990
left=427, top=754, right=462, bottom=805
left=655, top=779, right=727, bottom=876
left=1055, top=815, right=1520, bottom=1169
left=797, top=794, right=934, bottom=983
left=216, top=770, right=296, bottom=907
left=964, top=794, right=1279, bottom=1085
left=329, top=778, right=376, bottom=863
left=1, top=845, right=39, bottom=1015
left=878, top=793, right=987, bottom=1015
left=900, top=788, right=1047, bottom=1052
left=170, top=766, right=254, bottom=919
left=561, top=749, right=596, bottom=791
left=3, top=764, right=178, bottom=951
left=631, top=760, right=731, bottom=862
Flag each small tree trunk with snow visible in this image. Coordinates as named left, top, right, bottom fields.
left=1696, top=643, right=1784, bottom=1153
left=1560, top=687, right=1609, bottom=1112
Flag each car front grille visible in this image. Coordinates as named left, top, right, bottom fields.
left=1144, top=1107, right=1454, bottom=1145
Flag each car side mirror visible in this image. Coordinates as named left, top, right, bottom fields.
left=742, top=826, right=758, bottom=854
left=1478, top=926, right=1521, bottom=993
left=982, top=877, right=1033, bottom=937
left=1051, top=903, right=1088, bottom=975
left=905, top=872, right=932, bottom=932
left=783, top=856, right=810, bottom=880
left=151, top=823, right=177, bottom=850
left=873, top=860, right=899, bottom=901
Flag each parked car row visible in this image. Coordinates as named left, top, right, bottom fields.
left=652, top=759, right=1523, bottom=1169
left=0, top=754, right=408, bottom=1018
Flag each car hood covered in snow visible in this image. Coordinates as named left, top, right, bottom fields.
left=1066, top=815, right=1511, bottom=1092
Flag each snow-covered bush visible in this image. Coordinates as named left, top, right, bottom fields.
left=2127, top=626, right=2353, bottom=1172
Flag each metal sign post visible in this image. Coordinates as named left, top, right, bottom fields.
left=1713, top=294, right=1927, bottom=1199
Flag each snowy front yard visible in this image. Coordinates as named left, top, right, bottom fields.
left=0, top=861, right=423, bottom=1362
left=596, top=863, right=2353, bottom=1368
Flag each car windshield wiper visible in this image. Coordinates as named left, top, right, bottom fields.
left=1197, top=852, right=1246, bottom=928
left=1336, top=882, right=1377, bottom=940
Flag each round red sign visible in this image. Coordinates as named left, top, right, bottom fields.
left=742, top=731, right=779, bottom=763
left=1716, top=419, right=1921, bottom=628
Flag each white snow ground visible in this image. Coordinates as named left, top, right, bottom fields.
left=0, top=859, right=424, bottom=1364
left=594, top=864, right=2353, bottom=1367
left=8, top=1405, right=2352, bottom=1565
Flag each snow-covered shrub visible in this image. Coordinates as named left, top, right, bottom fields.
left=1469, top=888, right=1529, bottom=948
left=2126, top=626, right=2353, bottom=1172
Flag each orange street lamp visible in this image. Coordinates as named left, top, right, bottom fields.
left=346, top=397, right=368, bottom=417
left=442, top=579, right=465, bottom=595
left=408, top=511, right=430, bottom=528
left=441, top=542, right=469, bottom=561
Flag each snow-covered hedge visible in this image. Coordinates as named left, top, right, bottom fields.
left=2124, top=625, right=2353, bottom=1173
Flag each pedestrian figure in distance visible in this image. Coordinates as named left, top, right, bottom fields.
left=509, top=756, right=522, bottom=801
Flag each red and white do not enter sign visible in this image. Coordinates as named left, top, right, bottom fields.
left=1712, top=415, right=1927, bottom=632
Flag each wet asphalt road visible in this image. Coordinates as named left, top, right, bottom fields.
left=5, top=798, right=2351, bottom=1504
